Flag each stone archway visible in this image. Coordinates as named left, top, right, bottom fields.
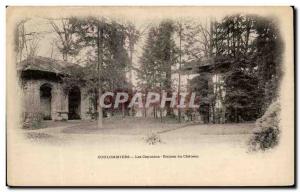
left=68, top=86, right=81, bottom=120
left=40, top=83, right=52, bottom=120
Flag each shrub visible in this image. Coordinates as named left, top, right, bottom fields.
left=249, top=101, right=280, bottom=151
left=145, top=133, right=162, bottom=145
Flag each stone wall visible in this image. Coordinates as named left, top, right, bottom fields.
left=21, top=78, right=91, bottom=121
left=80, top=87, right=92, bottom=120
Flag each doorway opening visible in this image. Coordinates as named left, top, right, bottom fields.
left=68, top=86, right=81, bottom=120
left=40, top=83, right=52, bottom=120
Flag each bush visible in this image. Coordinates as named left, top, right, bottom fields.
left=145, top=133, right=162, bottom=145
left=249, top=101, right=280, bottom=151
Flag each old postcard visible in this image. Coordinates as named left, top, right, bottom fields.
left=6, top=6, right=294, bottom=186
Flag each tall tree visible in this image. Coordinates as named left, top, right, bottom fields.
left=138, top=27, right=161, bottom=90
left=213, top=15, right=259, bottom=122
left=70, top=18, right=130, bottom=124
left=15, top=19, right=41, bottom=62
left=125, top=23, right=140, bottom=87
left=179, top=20, right=218, bottom=122
left=138, top=20, right=178, bottom=118
left=253, top=17, right=282, bottom=113
left=49, top=18, right=83, bottom=61
left=181, top=15, right=281, bottom=123
left=211, top=15, right=282, bottom=122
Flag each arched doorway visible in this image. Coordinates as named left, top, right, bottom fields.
left=40, top=83, right=52, bottom=120
left=68, top=86, right=81, bottom=120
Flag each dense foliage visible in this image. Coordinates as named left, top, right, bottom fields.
left=33, top=15, right=282, bottom=124
left=188, top=15, right=282, bottom=123
left=138, top=20, right=177, bottom=91
left=249, top=101, right=280, bottom=151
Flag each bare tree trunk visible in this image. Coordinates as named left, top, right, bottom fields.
left=235, top=107, right=238, bottom=123
left=144, top=108, right=147, bottom=117
left=129, top=43, right=134, bottom=86
left=165, top=72, right=173, bottom=117
left=177, top=23, right=182, bottom=123
left=97, top=21, right=103, bottom=129
left=50, top=42, right=54, bottom=59
left=129, top=46, right=134, bottom=117
left=212, top=20, right=217, bottom=124
left=212, top=103, right=215, bottom=124
left=122, top=103, right=125, bottom=118
left=63, top=53, right=68, bottom=61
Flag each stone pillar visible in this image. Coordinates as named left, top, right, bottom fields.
left=208, top=74, right=214, bottom=123
left=22, top=80, right=41, bottom=121
left=54, top=84, right=68, bottom=121
left=51, top=83, right=59, bottom=120
left=61, top=88, right=69, bottom=120
left=80, top=88, right=92, bottom=120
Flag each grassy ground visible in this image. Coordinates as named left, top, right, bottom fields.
left=23, top=117, right=255, bottom=149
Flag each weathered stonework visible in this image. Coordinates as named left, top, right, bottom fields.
left=18, top=56, right=92, bottom=121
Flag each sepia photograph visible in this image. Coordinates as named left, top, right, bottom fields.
left=6, top=6, right=294, bottom=187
